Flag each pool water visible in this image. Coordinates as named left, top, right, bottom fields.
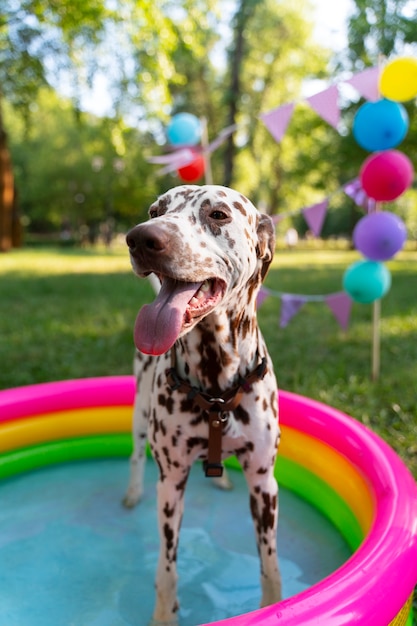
left=0, top=458, right=351, bottom=626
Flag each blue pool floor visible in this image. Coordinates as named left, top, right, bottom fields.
left=0, top=458, right=351, bottom=626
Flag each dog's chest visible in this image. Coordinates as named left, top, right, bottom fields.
left=148, top=354, right=256, bottom=458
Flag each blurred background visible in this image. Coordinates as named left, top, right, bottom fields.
left=1, top=0, right=417, bottom=250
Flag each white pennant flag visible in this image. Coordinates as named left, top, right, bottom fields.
left=306, top=85, right=340, bottom=129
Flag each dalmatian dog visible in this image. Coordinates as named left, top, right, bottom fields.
left=123, top=185, right=281, bottom=625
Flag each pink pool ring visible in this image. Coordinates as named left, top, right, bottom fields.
left=0, top=377, right=416, bottom=625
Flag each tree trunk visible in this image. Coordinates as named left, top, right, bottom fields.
left=0, top=102, right=18, bottom=251
left=223, top=0, right=259, bottom=187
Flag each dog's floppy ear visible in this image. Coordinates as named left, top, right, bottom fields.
left=256, top=213, right=276, bottom=281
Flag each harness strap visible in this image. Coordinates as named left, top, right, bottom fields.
left=166, top=350, right=267, bottom=477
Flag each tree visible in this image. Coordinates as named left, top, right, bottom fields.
left=329, top=0, right=417, bottom=238
left=5, top=89, right=165, bottom=235
left=346, top=0, right=417, bottom=67
left=3, top=0, right=335, bottom=237
left=222, top=0, right=331, bottom=212
left=0, top=0, right=111, bottom=249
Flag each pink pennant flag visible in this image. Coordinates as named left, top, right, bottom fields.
left=326, top=292, right=352, bottom=331
left=272, top=214, right=285, bottom=225
left=148, top=147, right=199, bottom=175
left=345, top=67, right=380, bottom=102
left=257, top=287, right=270, bottom=309
left=260, top=103, right=295, bottom=143
left=344, top=179, right=377, bottom=213
left=302, top=200, right=329, bottom=237
left=306, top=85, right=340, bottom=129
left=280, top=294, right=307, bottom=328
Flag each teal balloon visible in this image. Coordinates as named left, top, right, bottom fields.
left=343, top=260, right=391, bottom=304
left=353, top=99, right=409, bottom=152
left=167, top=113, right=202, bottom=146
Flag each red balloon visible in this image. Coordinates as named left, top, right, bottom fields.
left=177, top=153, right=205, bottom=182
left=360, top=150, right=414, bottom=202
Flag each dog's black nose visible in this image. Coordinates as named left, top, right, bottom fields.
left=126, top=224, right=170, bottom=255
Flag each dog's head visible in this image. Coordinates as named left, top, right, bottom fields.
left=126, top=185, right=275, bottom=355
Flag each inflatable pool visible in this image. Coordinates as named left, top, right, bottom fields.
left=0, top=377, right=416, bottom=625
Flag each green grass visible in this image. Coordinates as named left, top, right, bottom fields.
left=1, top=245, right=416, bottom=479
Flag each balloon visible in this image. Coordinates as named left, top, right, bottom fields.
left=353, top=211, right=407, bottom=261
left=177, top=152, right=205, bottom=182
left=353, top=99, right=409, bottom=152
left=343, top=260, right=391, bottom=304
left=360, top=150, right=414, bottom=202
left=379, top=57, right=417, bottom=102
left=167, top=113, right=202, bottom=147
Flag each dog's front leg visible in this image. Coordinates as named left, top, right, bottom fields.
left=122, top=388, right=148, bottom=508
left=123, top=353, right=156, bottom=508
left=247, top=471, right=282, bottom=607
left=151, top=471, right=189, bottom=626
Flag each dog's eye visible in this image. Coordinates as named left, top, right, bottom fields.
left=149, top=209, right=158, bottom=219
left=210, top=210, right=229, bottom=221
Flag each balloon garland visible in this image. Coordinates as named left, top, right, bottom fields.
left=156, top=59, right=417, bottom=379
left=343, top=56, right=416, bottom=379
left=165, top=113, right=206, bottom=183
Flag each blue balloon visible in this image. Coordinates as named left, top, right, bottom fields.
left=343, top=260, right=391, bottom=304
left=353, top=99, right=409, bottom=152
left=167, top=113, right=202, bottom=147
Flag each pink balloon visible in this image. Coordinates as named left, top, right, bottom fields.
left=360, top=150, right=414, bottom=202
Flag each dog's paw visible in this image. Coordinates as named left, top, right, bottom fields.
left=121, top=489, right=142, bottom=509
left=211, top=468, right=233, bottom=491
left=149, top=619, right=179, bottom=626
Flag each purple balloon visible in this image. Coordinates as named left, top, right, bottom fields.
left=353, top=211, right=407, bottom=261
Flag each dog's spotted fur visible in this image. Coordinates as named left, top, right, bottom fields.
left=124, top=185, right=281, bottom=625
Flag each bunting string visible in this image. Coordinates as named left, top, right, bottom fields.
left=272, top=177, right=376, bottom=236
left=147, top=66, right=380, bottom=174
left=257, top=288, right=353, bottom=331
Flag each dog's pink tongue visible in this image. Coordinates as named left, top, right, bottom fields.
left=134, top=278, right=202, bottom=355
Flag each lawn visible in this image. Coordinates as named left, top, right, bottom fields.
left=1, top=244, right=416, bottom=481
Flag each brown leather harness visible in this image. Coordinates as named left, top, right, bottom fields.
left=166, top=349, right=267, bottom=478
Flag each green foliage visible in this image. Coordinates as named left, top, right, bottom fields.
left=346, top=0, right=417, bottom=66
left=0, top=0, right=110, bottom=112
left=5, top=90, right=166, bottom=231
left=3, top=0, right=417, bottom=241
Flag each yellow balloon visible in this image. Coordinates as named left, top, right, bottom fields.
left=379, top=57, right=417, bottom=101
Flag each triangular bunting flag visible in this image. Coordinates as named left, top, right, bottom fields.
left=280, top=294, right=307, bottom=328
left=272, top=214, right=285, bottom=225
left=306, top=85, right=340, bottom=129
left=260, top=103, right=295, bottom=143
left=147, top=147, right=196, bottom=166
left=326, top=292, right=352, bottom=331
left=344, top=179, right=377, bottom=212
left=302, top=200, right=329, bottom=237
left=257, top=287, right=270, bottom=309
left=345, top=67, right=379, bottom=102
